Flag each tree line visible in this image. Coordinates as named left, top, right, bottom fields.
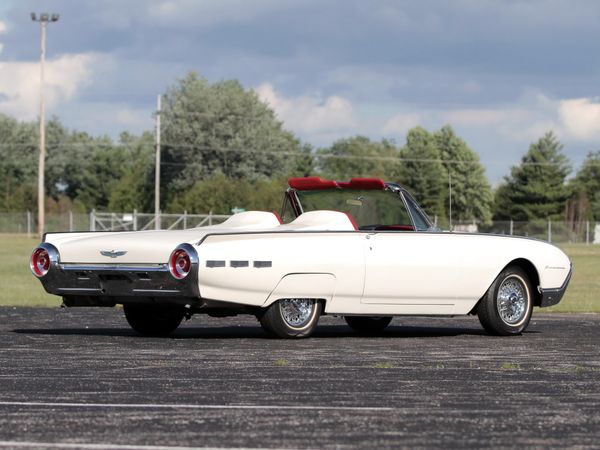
left=1, top=71, right=599, bottom=226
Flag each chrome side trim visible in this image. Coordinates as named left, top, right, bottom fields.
left=60, top=264, right=167, bottom=272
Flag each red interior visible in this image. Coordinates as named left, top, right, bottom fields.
left=271, top=212, right=283, bottom=224
left=344, top=212, right=359, bottom=230
left=288, top=177, right=339, bottom=190
left=288, top=176, right=385, bottom=190
left=374, top=224, right=415, bottom=231
left=338, top=178, right=386, bottom=190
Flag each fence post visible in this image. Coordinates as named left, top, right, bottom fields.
left=586, top=221, right=590, bottom=245
left=69, top=210, right=73, bottom=232
left=209, top=210, right=213, bottom=226
left=548, top=220, right=552, bottom=243
left=133, top=209, right=138, bottom=231
left=90, top=209, right=96, bottom=231
left=27, top=211, right=32, bottom=238
left=509, top=220, right=513, bottom=236
left=183, top=210, right=187, bottom=229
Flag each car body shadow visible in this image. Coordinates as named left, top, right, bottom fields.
left=10, top=323, right=534, bottom=339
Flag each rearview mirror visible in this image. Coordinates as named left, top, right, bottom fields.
left=346, top=199, right=363, bottom=206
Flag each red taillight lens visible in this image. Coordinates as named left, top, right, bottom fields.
left=169, top=248, right=191, bottom=279
left=31, top=247, right=50, bottom=277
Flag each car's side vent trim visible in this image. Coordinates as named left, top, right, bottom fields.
left=206, top=260, right=226, bottom=268
left=253, top=261, right=272, bottom=268
left=230, top=260, right=249, bottom=268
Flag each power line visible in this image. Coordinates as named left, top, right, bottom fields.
left=0, top=143, right=590, bottom=167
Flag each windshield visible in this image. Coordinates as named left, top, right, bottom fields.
left=284, top=188, right=420, bottom=230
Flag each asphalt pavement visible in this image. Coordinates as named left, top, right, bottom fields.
left=0, top=307, right=599, bottom=449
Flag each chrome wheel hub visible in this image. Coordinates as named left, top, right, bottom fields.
left=280, top=299, right=314, bottom=327
left=497, top=276, right=528, bottom=325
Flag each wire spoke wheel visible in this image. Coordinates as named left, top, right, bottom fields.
left=279, top=298, right=314, bottom=328
left=477, top=266, right=533, bottom=335
left=259, top=298, right=322, bottom=338
left=497, top=276, right=528, bottom=325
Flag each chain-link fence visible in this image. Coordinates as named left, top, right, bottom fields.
left=453, top=220, right=597, bottom=244
left=1, top=210, right=597, bottom=244
left=0, top=211, right=230, bottom=235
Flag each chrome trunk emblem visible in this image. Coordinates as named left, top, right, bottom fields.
left=100, top=250, right=128, bottom=258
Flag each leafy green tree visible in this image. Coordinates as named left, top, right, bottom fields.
left=0, top=114, right=38, bottom=211
left=398, top=127, right=446, bottom=221
left=167, top=175, right=287, bottom=214
left=317, top=136, right=400, bottom=180
left=494, top=132, right=571, bottom=221
left=41, top=119, right=127, bottom=210
left=108, top=132, right=155, bottom=212
left=566, top=151, right=600, bottom=222
left=435, top=125, right=493, bottom=223
left=161, top=72, right=306, bottom=199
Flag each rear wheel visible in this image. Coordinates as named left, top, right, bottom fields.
left=123, top=304, right=185, bottom=336
left=259, top=298, right=322, bottom=338
left=477, top=266, right=533, bottom=336
left=345, top=316, right=392, bottom=333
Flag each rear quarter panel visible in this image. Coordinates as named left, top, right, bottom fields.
left=196, top=232, right=365, bottom=307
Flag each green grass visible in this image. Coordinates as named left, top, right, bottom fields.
left=549, top=243, right=600, bottom=312
left=500, top=362, right=521, bottom=370
left=373, top=361, right=394, bottom=369
left=0, top=235, right=598, bottom=311
left=0, top=234, right=56, bottom=306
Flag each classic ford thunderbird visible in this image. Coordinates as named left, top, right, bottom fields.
left=31, top=177, right=572, bottom=338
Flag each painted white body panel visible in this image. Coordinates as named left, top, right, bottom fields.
left=48, top=211, right=282, bottom=264
left=43, top=210, right=571, bottom=316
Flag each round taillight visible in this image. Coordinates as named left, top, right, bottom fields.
left=169, top=248, right=191, bottom=279
left=31, top=247, right=50, bottom=278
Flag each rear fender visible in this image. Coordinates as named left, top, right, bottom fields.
left=264, top=273, right=336, bottom=308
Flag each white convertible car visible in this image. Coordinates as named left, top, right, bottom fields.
left=31, top=177, right=572, bottom=338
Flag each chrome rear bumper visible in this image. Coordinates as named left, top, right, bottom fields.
left=40, top=263, right=200, bottom=299
left=36, top=243, right=200, bottom=301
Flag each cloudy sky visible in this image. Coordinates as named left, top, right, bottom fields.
left=1, top=0, right=600, bottom=182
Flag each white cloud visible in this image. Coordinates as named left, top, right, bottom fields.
left=439, top=93, right=563, bottom=142
left=115, top=107, right=153, bottom=128
left=255, top=83, right=356, bottom=137
left=442, top=108, right=513, bottom=127
left=0, top=53, right=100, bottom=120
left=382, top=113, right=420, bottom=135
left=146, top=0, right=306, bottom=27
left=0, top=20, right=6, bottom=54
left=558, top=98, right=600, bottom=140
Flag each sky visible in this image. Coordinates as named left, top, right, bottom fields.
left=1, top=0, right=600, bottom=183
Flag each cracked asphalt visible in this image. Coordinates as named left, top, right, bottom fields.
left=0, top=307, right=599, bottom=449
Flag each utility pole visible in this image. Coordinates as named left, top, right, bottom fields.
left=31, top=12, right=59, bottom=239
left=448, top=167, right=453, bottom=231
left=155, top=95, right=161, bottom=230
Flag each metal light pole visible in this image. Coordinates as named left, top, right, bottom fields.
left=31, top=12, right=59, bottom=239
left=155, top=95, right=161, bottom=230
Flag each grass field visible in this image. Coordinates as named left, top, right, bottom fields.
left=0, top=234, right=598, bottom=311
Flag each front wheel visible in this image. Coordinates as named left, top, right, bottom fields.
left=259, top=298, right=322, bottom=338
left=123, top=304, right=185, bottom=336
left=345, top=316, right=392, bottom=333
left=477, top=266, right=533, bottom=335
